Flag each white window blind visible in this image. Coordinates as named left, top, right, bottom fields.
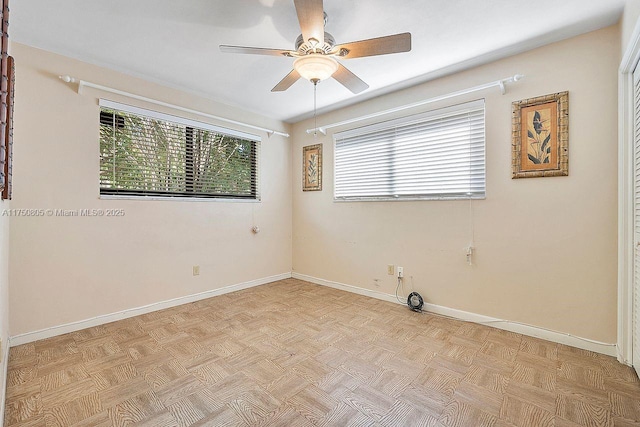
left=334, top=100, right=485, bottom=201
left=99, top=100, right=260, bottom=200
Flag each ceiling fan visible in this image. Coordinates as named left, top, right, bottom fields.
left=219, top=0, right=411, bottom=94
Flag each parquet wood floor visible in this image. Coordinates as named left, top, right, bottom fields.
left=4, top=278, right=640, bottom=426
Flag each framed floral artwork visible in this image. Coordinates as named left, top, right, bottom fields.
left=302, top=144, right=322, bottom=191
left=512, top=91, right=568, bottom=178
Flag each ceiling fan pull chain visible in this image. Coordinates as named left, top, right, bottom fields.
left=313, top=79, right=318, bottom=137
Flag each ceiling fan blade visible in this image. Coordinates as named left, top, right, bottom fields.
left=272, top=69, right=301, bottom=92
left=334, top=32, right=412, bottom=59
left=294, top=0, right=325, bottom=46
left=220, top=45, right=295, bottom=57
left=332, top=63, right=369, bottom=94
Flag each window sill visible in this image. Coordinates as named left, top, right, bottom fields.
left=333, top=195, right=485, bottom=202
left=99, top=194, right=261, bottom=203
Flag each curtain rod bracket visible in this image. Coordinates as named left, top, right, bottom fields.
left=59, top=75, right=76, bottom=83
left=500, top=74, right=525, bottom=94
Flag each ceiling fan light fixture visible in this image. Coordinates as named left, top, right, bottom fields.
left=293, top=53, right=338, bottom=82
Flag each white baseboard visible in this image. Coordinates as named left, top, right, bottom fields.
left=292, top=272, right=618, bottom=357
left=0, top=336, right=9, bottom=427
left=10, top=272, right=292, bottom=346
left=8, top=271, right=618, bottom=358
left=292, top=272, right=402, bottom=305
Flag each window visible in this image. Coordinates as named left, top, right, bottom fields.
left=334, top=100, right=485, bottom=201
left=99, top=100, right=259, bottom=200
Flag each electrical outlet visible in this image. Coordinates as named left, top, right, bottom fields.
left=192, top=265, right=200, bottom=276
left=397, top=266, right=404, bottom=278
left=387, top=264, right=394, bottom=275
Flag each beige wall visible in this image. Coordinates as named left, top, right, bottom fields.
left=9, top=43, right=292, bottom=336
left=291, top=25, right=620, bottom=343
left=6, top=24, right=622, bottom=344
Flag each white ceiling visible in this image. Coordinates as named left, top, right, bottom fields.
left=12, top=0, right=624, bottom=123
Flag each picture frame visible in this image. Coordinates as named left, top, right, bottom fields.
left=512, top=91, right=568, bottom=178
left=3, top=55, right=13, bottom=200
left=302, top=143, right=322, bottom=191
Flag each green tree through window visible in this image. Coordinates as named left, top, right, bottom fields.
left=99, top=108, right=257, bottom=199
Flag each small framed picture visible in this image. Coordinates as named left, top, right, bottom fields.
left=303, top=144, right=322, bottom=191
left=512, top=91, right=568, bottom=178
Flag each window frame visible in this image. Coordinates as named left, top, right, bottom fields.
left=98, top=99, right=260, bottom=202
left=333, top=99, right=486, bottom=202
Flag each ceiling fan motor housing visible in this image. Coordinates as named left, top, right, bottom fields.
left=295, top=32, right=336, bottom=55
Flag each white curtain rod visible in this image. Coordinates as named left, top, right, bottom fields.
left=59, top=75, right=290, bottom=138
left=306, top=74, right=525, bottom=135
